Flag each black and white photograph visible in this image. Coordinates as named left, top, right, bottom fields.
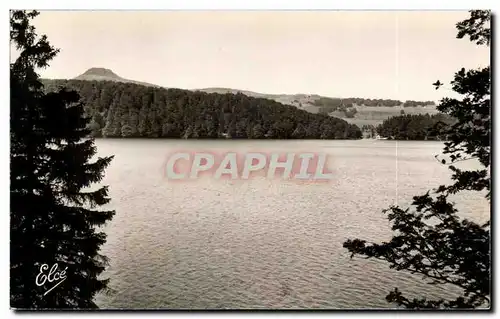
left=8, top=6, right=491, bottom=311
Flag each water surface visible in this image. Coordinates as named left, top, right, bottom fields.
left=93, top=140, right=489, bottom=309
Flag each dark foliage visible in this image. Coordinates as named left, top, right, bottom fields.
left=10, top=10, right=115, bottom=308
left=361, top=124, right=377, bottom=138
left=403, top=100, right=437, bottom=107
left=376, top=113, right=455, bottom=140
left=343, top=10, right=490, bottom=309
left=41, top=79, right=362, bottom=140
left=313, top=97, right=435, bottom=110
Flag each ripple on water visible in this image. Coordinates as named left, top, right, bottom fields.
left=93, top=140, right=488, bottom=309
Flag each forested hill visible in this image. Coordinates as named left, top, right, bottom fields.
left=376, top=113, right=455, bottom=140
left=41, top=79, right=362, bottom=139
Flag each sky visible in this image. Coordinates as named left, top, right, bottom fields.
left=28, top=11, right=490, bottom=102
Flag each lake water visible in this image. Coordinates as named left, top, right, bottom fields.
left=92, top=139, right=489, bottom=309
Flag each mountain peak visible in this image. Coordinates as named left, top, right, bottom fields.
left=73, top=67, right=159, bottom=88
left=78, top=67, right=121, bottom=78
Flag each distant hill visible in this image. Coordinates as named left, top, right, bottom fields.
left=196, top=87, right=322, bottom=113
left=51, top=67, right=440, bottom=128
left=74, top=67, right=159, bottom=88
left=196, top=87, right=439, bottom=127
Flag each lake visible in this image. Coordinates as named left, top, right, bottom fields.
left=92, top=139, right=489, bottom=309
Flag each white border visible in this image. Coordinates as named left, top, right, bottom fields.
left=2, top=0, right=500, bottom=10
left=1, top=1, right=498, bottom=319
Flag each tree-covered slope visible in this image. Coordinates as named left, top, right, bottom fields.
left=376, top=113, right=456, bottom=140
left=41, top=79, right=362, bottom=139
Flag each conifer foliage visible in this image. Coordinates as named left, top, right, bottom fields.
left=10, top=10, right=115, bottom=309
left=41, top=79, right=363, bottom=140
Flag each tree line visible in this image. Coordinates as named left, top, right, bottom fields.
left=375, top=113, right=455, bottom=140
left=42, top=79, right=362, bottom=140
left=403, top=100, right=437, bottom=107
left=313, top=96, right=436, bottom=111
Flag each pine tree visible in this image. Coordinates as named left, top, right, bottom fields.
left=10, top=10, right=115, bottom=309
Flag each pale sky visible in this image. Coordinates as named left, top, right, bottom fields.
left=30, top=11, right=489, bottom=102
